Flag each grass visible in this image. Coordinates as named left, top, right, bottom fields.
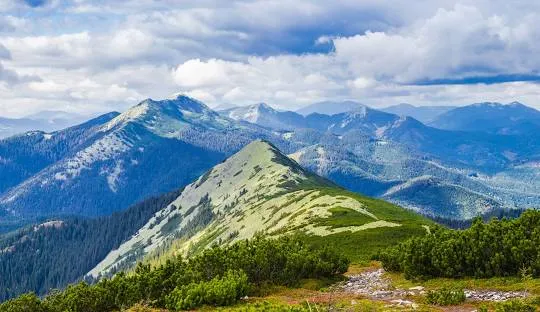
left=296, top=187, right=432, bottom=264
left=312, top=207, right=376, bottom=229
left=299, top=224, right=428, bottom=264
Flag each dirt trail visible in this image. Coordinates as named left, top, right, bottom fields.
left=334, top=268, right=530, bottom=309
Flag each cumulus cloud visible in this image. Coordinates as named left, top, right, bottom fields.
left=2, top=0, right=540, bottom=116
left=330, top=4, right=540, bottom=83
left=0, top=62, right=41, bottom=85
left=168, top=3, right=540, bottom=109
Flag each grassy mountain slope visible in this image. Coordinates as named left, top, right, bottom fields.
left=89, top=140, right=432, bottom=277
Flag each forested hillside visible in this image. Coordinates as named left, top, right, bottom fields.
left=0, top=188, right=182, bottom=301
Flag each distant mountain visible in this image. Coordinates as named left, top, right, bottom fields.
left=220, top=103, right=307, bottom=130
left=296, top=100, right=364, bottom=116
left=222, top=103, right=403, bottom=135
left=381, top=103, right=456, bottom=123
left=0, top=96, right=294, bottom=231
left=88, top=140, right=431, bottom=278
left=25, top=110, right=85, bottom=121
left=430, top=102, right=540, bottom=135
left=0, top=117, right=36, bottom=139
left=289, top=131, right=537, bottom=219
left=211, top=103, right=238, bottom=111
left=0, top=112, right=119, bottom=197
left=0, top=111, right=90, bottom=139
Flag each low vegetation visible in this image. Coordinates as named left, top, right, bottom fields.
left=0, top=236, right=349, bottom=311
left=425, top=288, right=466, bottom=306
left=492, top=299, right=537, bottom=312
left=377, top=210, right=540, bottom=279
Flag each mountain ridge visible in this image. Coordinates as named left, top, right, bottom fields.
left=88, top=140, right=430, bottom=278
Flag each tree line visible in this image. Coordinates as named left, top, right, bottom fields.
left=0, top=188, right=183, bottom=302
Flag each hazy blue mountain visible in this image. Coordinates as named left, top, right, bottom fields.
left=295, top=110, right=537, bottom=172
left=223, top=103, right=401, bottom=135
left=0, top=112, right=119, bottom=195
left=288, top=131, right=537, bottom=219
left=24, top=110, right=85, bottom=121
left=0, top=111, right=90, bottom=139
left=381, top=103, right=456, bottom=123
left=220, top=103, right=307, bottom=130
left=296, top=100, right=364, bottom=116
left=378, top=116, right=540, bottom=171
left=430, top=102, right=540, bottom=135
left=0, top=118, right=36, bottom=139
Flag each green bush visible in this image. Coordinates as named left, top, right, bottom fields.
left=425, top=288, right=466, bottom=306
left=0, top=293, right=46, bottom=312
left=495, top=299, right=536, bottom=312
left=42, top=282, right=115, bottom=312
left=165, top=270, right=248, bottom=310
left=378, top=210, right=540, bottom=279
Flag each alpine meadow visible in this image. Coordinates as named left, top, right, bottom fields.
left=1, top=1, right=540, bottom=311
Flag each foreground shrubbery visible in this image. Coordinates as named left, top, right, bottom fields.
left=165, top=270, right=249, bottom=310
left=425, top=288, right=466, bottom=306
left=494, top=299, right=537, bottom=312
left=377, top=210, right=540, bottom=279
left=0, top=236, right=349, bottom=311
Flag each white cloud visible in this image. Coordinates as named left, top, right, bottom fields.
left=330, top=4, right=540, bottom=83
left=173, top=59, right=232, bottom=88
left=2, top=0, right=540, bottom=117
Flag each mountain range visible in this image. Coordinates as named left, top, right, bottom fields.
left=0, top=96, right=539, bottom=233
left=0, top=96, right=295, bottom=231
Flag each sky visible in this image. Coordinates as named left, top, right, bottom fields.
left=1, top=0, right=540, bottom=117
